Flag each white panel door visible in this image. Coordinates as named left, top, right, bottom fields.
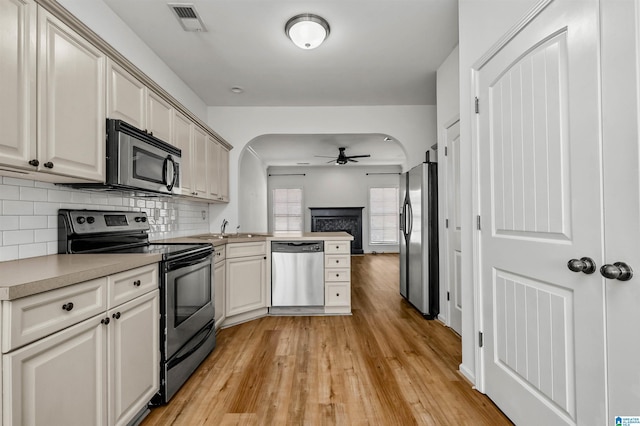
left=446, top=120, right=462, bottom=335
left=192, top=126, right=208, bottom=198
left=600, top=0, right=640, bottom=417
left=107, top=59, right=146, bottom=130
left=477, top=1, right=605, bottom=425
left=147, top=91, right=173, bottom=143
left=173, top=111, right=193, bottom=194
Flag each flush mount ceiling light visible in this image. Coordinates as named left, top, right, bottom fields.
left=285, top=14, right=330, bottom=50
left=230, top=86, right=244, bottom=94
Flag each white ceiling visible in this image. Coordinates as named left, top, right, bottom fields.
left=101, top=0, right=458, bottom=165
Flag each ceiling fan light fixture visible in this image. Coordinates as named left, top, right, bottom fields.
left=285, top=14, right=330, bottom=50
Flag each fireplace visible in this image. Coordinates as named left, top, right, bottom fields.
left=310, top=207, right=364, bottom=254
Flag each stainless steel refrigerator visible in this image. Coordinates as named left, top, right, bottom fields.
left=399, top=160, right=439, bottom=318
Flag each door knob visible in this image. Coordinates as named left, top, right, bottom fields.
left=567, top=257, right=596, bottom=274
left=600, top=262, right=633, bottom=281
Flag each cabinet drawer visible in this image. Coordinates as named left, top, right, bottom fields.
left=325, top=283, right=350, bottom=307
left=2, top=278, right=107, bottom=353
left=325, top=268, right=350, bottom=282
left=214, top=245, right=226, bottom=264
left=325, top=255, right=350, bottom=269
left=226, top=242, right=266, bottom=258
left=108, top=264, right=158, bottom=308
left=325, top=241, right=350, bottom=254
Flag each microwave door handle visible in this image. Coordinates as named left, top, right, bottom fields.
left=163, top=155, right=177, bottom=192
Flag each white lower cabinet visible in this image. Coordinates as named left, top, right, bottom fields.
left=324, top=241, right=351, bottom=314
left=3, top=315, right=107, bottom=426
left=225, top=242, right=267, bottom=324
left=108, top=290, right=159, bottom=426
left=1, top=264, right=159, bottom=426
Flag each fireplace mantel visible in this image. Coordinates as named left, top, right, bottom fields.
left=310, top=207, right=364, bottom=254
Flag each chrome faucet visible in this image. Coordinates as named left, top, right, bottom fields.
left=220, top=218, right=228, bottom=235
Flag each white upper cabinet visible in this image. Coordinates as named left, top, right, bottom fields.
left=146, top=91, right=173, bottom=144
left=106, top=59, right=146, bottom=130
left=173, top=110, right=193, bottom=195
left=0, top=0, right=36, bottom=170
left=37, top=7, right=105, bottom=181
left=192, top=125, right=208, bottom=198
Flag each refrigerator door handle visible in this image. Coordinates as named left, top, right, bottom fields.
left=407, top=202, right=413, bottom=235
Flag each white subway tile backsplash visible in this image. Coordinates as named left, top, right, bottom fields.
left=19, top=243, right=47, bottom=258
left=4, top=229, right=34, bottom=245
left=35, top=228, right=57, bottom=243
left=3, top=177, right=34, bottom=187
left=20, top=216, right=48, bottom=230
left=20, top=187, right=48, bottom=202
left=3, top=200, right=34, bottom=215
left=0, top=185, right=20, bottom=200
left=0, top=178, right=211, bottom=262
left=0, top=245, right=19, bottom=261
left=0, top=216, right=20, bottom=231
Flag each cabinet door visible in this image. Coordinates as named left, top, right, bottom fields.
left=192, top=126, right=208, bottom=198
left=0, top=0, right=36, bottom=170
left=218, top=146, right=229, bottom=201
left=173, top=111, right=193, bottom=194
left=3, top=315, right=107, bottom=426
left=207, top=140, right=221, bottom=199
left=214, top=260, right=226, bottom=328
left=108, top=290, right=159, bottom=426
left=37, top=8, right=105, bottom=181
left=226, top=255, right=266, bottom=316
left=107, top=59, right=146, bottom=129
left=147, top=91, right=172, bottom=144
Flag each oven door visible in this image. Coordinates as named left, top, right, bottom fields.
left=164, top=251, right=214, bottom=359
left=117, top=131, right=181, bottom=195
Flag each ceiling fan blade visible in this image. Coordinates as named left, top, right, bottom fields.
left=326, top=159, right=336, bottom=163
left=347, top=158, right=358, bottom=162
left=314, top=155, right=338, bottom=158
left=345, top=154, right=371, bottom=159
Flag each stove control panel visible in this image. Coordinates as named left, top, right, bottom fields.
left=60, top=210, right=150, bottom=235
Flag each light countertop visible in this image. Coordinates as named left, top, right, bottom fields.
left=0, top=253, right=161, bottom=300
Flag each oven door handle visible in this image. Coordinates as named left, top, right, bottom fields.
left=165, top=253, right=212, bottom=272
left=167, top=321, right=215, bottom=370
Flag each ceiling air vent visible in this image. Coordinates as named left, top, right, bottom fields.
left=168, top=3, right=206, bottom=32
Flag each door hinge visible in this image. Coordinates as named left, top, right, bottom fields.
left=475, top=97, right=480, bottom=114
left=477, top=215, right=481, bottom=230
left=445, top=219, right=449, bottom=229
left=479, top=331, right=484, bottom=348
left=447, top=291, right=450, bottom=301
left=444, top=146, right=448, bottom=156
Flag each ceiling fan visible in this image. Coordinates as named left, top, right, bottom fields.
left=315, top=147, right=371, bottom=165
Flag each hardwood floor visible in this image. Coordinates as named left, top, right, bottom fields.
left=143, top=254, right=512, bottom=425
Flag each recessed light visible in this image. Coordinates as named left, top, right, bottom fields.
left=384, top=136, right=393, bottom=142
left=230, top=86, right=244, bottom=94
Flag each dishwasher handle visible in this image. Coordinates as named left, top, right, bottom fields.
left=271, top=241, right=324, bottom=253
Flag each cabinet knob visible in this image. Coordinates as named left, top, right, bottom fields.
left=336, top=274, right=339, bottom=277
left=101, top=317, right=110, bottom=325
left=567, top=257, right=596, bottom=274
left=335, top=260, right=339, bottom=263
left=112, top=312, right=121, bottom=319
left=133, top=280, right=141, bottom=287
left=62, top=302, right=74, bottom=311
left=28, top=159, right=39, bottom=167
left=336, top=293, right=340, bottom=297
left=43, top=162, right=54, bottom=169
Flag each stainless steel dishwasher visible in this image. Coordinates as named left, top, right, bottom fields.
left=271, top=241, right=324, bottom=306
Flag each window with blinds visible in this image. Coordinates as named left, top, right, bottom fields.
left=369, top=187, right=399, bottom=244
left=273, top=188, right=303, bottom=232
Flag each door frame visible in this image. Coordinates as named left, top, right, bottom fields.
left=438, top=114, right=460, bottom=328
left=470, top=0, right=556, bottom=394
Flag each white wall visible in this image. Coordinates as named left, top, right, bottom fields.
left=207, top=105, right=437, bottom=236
left=0, top=177, right=210, bottom=262
left=267, top=165, right=401, bottom=254
left=57, top=0, right=208, bottom=120
left=235, top=148, right=269, bottom=232
left=458, top=0, right=538, bottom=384
left=436, top=46, right=460, bottom=326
